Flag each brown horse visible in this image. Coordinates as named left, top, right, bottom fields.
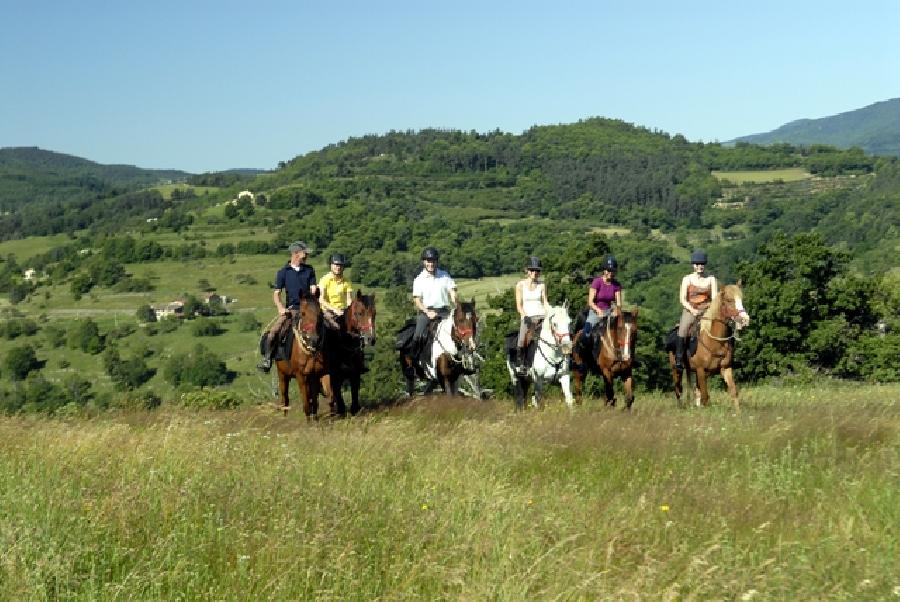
left=275, top=294, right=330, bottom=418
left=667, top=283, right=750, bottom=410
left=572, top=307, right=639, bottom=409
left=400, top=300, right=479, bottom=397
left=325, top=291, right=376, bottom=416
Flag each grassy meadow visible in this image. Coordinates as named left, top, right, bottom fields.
left=711, top=168, right=812, bottom=184
left=1, top=383, right=897, bottom=599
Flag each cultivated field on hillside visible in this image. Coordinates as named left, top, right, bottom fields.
left=1, top=383, right=897, bottom=599
left=712, top=168, right=812, bottom=183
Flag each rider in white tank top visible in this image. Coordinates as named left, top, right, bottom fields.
left=521, top=283, right=546, bottom=318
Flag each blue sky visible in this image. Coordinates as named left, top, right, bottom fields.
left=2, top=1, right=898, bottom=173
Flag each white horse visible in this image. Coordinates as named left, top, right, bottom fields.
left=506, top=304, right=574, bottom=409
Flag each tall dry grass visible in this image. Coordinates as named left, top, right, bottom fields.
left=1, top=383, right=897, bottom=600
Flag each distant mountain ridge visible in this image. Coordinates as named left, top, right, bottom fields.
left=0, top=147, right=190, bottom=185
left=732, top=98, right=900, bottom=157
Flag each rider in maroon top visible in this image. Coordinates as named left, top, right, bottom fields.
left=583, top=255, right=622, bottom=338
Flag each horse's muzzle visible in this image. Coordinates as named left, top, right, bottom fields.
left=735, top=311, right=750, bottom=330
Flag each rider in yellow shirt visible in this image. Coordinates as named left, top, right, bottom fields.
left=319, top=253, right=353, bottom=329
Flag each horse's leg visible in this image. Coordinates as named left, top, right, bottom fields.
left=278, top=371, right=291, bottom=414
left=559, top=373, right=574, bottom=408
left=694, top=368, right=709, bottom=407
left=623, top=371, right=634, bottom=410
left=721, top=366, right=740, bottom=412
left=327, top=372, right=344, bottom=417
left=571, top=359, right=585, bottom=406
left=602, top=369, right=616, bottom=407
left=669, top=351, right=683, bottom=408
left=400, top=353, right=416, bottom=397
left=532, top=375, right=543, bottom=410
left=298, top=375, right=314, bottom=419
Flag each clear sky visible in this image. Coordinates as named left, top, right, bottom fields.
left=2, top=0, right=898, bottom=173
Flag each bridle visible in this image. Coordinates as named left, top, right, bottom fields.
left=291, top=302, right=325, bottom=354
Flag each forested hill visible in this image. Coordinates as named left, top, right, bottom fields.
left=733, top=98, right=900, bottom=157
left=0, top=147, right=189, bottom=195
left=0, top=147, right=192, bottom=239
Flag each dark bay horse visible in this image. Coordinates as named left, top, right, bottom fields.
left=275, top=294, right=330, bottom=418
left=325, top=291, right=376, bottom=416
left=667, top=283, right=749, bottom=410
left=572, top=307, right=639, bottom=409
left=400, top=300, right=479, bottom=397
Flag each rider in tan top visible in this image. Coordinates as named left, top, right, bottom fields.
left=514, top=256, right=549, bottom=374
left=675, top=249, right=718, bottom=370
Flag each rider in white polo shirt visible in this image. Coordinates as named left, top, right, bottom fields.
left=411, top=246, right=457, bottom=358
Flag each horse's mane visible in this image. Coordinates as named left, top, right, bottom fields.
left=700, top=284, right=740, bottom=335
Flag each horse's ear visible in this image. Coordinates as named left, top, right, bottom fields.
left=356, top=289, right=362, bottom=299
left=470, top=297, right=475, bottom=305
left=736, top=279, right=743, bottom=288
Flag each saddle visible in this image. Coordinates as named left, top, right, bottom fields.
left=665, top=322, right=700, bottom=357
left=395, top=318, right=443, bottom=367
left=259, top=314, right=298, bottom=362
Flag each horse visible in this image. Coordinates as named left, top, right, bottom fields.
left=400, top=300, right=479, bottom=397
left=666, top=283, right=750, bottom=411
left=505, top=304, right=574, bottom=410
left=571, top=306, right=639, bottom=409
left=274, top=294, right=331, bottom=418
left=325, top=291, right=376, bottom=416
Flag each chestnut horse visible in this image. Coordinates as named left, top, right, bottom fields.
left=275, top=294, right=330, bottom=418
left=400, top=300, right=479, bottom=397
left=325, top=291, right=376, bottom=416
left=667, top=283, right=750, bottom=410
left=572, top=307, right=639, bottom=409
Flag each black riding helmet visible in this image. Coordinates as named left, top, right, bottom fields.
left=421, top=247, right=440, bottom=261
left=602, top=255, right=618, bottom=272
left=525, top=256, right=542, bottom=271
left=690, top=250, right=708, bottom=265
left=329, top=253, right=348, bottom=266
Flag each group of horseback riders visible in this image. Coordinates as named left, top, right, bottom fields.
left=256, top=240, right=718, bottom=381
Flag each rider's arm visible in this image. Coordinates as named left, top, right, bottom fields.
left=449, top=286, right=458, bottom=306
left=680, top=275, right=694, bottom=314
left=614, top=289, right=623, bottom=308
left=541, top=283, right=550, bottom=312
left=515, top=281, right=525, bottom=317
left=414, top=295, right=428, bottom=314
left=587, top=285, right=601, bottom=315
left=273, top=289, right=286, bottom=314
left=318, top=275, right=334, bottom=312
left=710, top=277, right=718, bottom=300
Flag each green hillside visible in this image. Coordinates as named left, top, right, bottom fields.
left=733, top=98, right=900, bottom=157
left=0, top=119, right=897, bottom=411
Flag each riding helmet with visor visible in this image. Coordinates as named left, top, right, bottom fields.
left=602, top=255, right=618, bottom=272
left=421, top=247, right=440, bottom=261
left=329, top=253, right=348, bottom=266
left=525, top=256, right=542, bottom=272
left=690, top=250, right=708, bottom=265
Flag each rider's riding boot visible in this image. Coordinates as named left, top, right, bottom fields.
left=257, top=334, right=274, bottom=373
left=674, top=336, right=686, bottom=371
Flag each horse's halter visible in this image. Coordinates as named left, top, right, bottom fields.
left=701, top=291, right=750, bottom=340
left=452, top=307, right=477, bottom=352
left=347, top=298, right=376, bottom=346
left=542, top=314, right=573, bottom=356
left=292, top=300, right=325, bottom=354
left=601, top=312, right=635, bottom=362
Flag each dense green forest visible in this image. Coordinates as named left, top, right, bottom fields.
left=0, top=119, right=897, bottom=412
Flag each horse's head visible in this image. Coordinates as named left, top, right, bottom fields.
left=717, top=284, right=750, bottom=330
left=606, top=306, right=638, bottom=363
left=346, top=290, right=376, bottom=346
left=293, top=293, right=324, bottom=352
left=542, top=304, right=573, bottom=355
left=452, top=299, right=478, bottom=352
